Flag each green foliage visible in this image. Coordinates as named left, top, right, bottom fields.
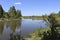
left=30, top=27, right=50, bottom=40
left=4, top=12, right=10, bottom=18
left=30, top=13, right=60, bottom=40
left=0, top=5, right=22, bottom=19
left=58, top=11, right=60, bottom=16
left=8, top=6, right=17, bottom=18
left=0, top=5, right=4, bottom=18
left=8, top=6, right=22, bottom=18
left=42, top=14, right=60, bottom=40
left=16, top=10, right=22, bottom=18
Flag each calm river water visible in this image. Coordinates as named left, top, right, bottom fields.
left=0, top=18, right=49, bottom=40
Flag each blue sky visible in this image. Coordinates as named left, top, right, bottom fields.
left=0, top=0, right=60, bottom=16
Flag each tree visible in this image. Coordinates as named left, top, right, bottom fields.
left=42, top=14, right=60, bottom=40
left=8, top=6, right=16, bottom=18
left=4, top=12, right=10, bottom=18
left=0, top=5, right=4, bottom=18
left=16, top=10, right=22, bottom=18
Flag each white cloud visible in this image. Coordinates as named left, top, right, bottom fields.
left=15, top=2, right=22, bottom=5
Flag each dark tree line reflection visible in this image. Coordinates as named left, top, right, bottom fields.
left=0, top=19, right=23, bottom=40
left=0, top=21, right=4, bottom=35
left=6, top=19, right=22, bottom=32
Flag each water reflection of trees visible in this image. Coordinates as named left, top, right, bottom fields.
left=8, top=19, right=24, bottom=40
left=6, top=19, right=22, bottom=32
left=9, top=33, right=25, bottom=40
left=0, top=21, right=4, bottom=35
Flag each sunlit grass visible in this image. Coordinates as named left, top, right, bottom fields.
left=29, top=27, right=50, bottom=40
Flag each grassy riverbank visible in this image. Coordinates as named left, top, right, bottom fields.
left=0, top=17, right=22, bottom=22
left=25, top=27, right=50, bottom=40
left=25, top=15, right=60, bottom=40
left=22, top=16, right=47, bottom=20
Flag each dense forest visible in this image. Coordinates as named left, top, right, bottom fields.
left=0, top=5, right=22, bottom=18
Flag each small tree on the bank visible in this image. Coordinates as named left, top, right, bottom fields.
left=8, top=6, right=22, bottom=18
left=8, top=6, right=17, bottom=18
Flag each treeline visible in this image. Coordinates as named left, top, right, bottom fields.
left=0, top=5, right=22, bottom=18
left=42, top=11, right=60, bottom=17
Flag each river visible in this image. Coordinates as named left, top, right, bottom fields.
left=0, top=18, right=49, bottom=40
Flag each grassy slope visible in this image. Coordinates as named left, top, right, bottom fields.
left=25, top=27, right=50, bottom=40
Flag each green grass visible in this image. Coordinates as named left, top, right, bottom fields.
left=56, top=17, right=60, bottom=22
left=29, top=27, right=50, bottom=40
